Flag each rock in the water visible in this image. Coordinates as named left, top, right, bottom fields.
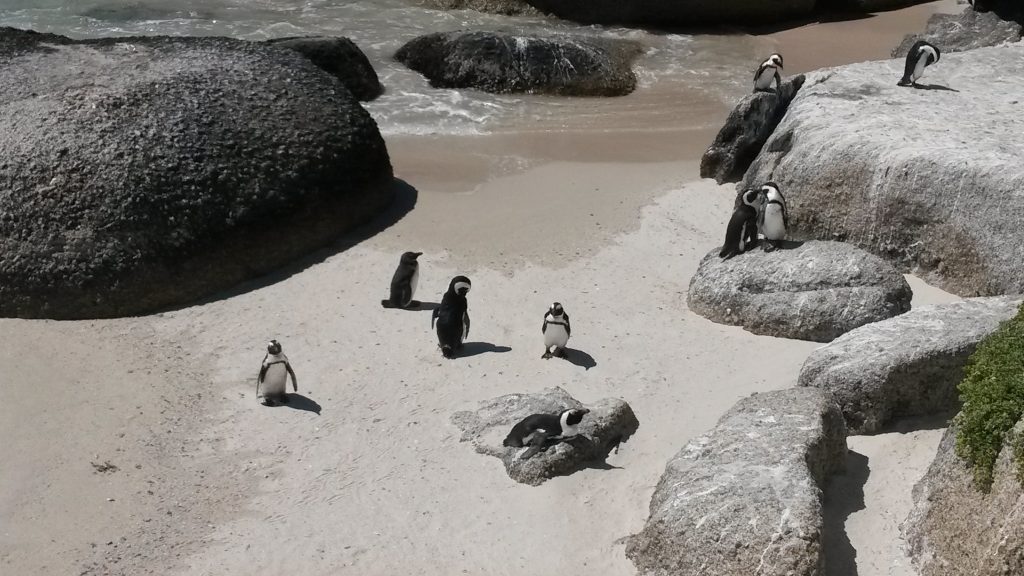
left=905, top=422, right=1024, bottom=576
left=893, top=8, right=1022, bottom=56
left=687, top=241, right=912, bottom=342
left=701, top=75, right=805, bottom=184
left=394, top=31, right=641, bottom=96
left=519, top=0, right=817, bottom=26
left=742, top=44, right=1024, bottom=297
left=415, top=0, right=541, bottom=16
left=265, top=36, right=383, bottom=101
left=450, top=387, right=639, bottom=486
left=799, top=297, right=1023, bottom=434
left=0, top=28, right=393, bottom=319
left=626, top=388, right=847, bottom=576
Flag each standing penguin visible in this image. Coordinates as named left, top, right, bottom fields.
left=753, top=53, right=784, bottom=93
left=503, top=408, right=590, bottom=459
left=759, top=182, right=789, bottom=252
left=541, top=302, right=571, bottom=359
left=899, top=41, right=940, bottom=87
left=720, top=188, right=764, bottom=259
left=256, top=340, right=297, bottom=406
left=381, top=251, right=423, bottom=309
left=432, top=276, right=471, bottom=359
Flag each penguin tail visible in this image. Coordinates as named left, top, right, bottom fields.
left=381, top=299, right=397, bottom=309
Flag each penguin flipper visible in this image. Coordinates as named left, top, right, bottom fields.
left=564, top=315, right=571, bottom=338
left=774, top=70, right=781, bottom=91
left=431, top=307, right=439, bottom=329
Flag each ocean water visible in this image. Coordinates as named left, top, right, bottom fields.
left=0, top=0, right=759, bottom=135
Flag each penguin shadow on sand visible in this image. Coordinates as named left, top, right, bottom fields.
left=264, top=393, right=322, bottom=415
left=458, top=342, right=513, bottom=357
left=911, top=83, right=958, bottom=92
left=553, top=347, right=597, bottom=370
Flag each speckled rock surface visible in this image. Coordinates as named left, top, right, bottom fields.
left=265, top=36, right=383, bottom=101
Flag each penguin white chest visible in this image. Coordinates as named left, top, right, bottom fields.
left=913, top=55, right=929, bottom=82
left=544, top=322, right=569, bottom=348
left=410, top=267, right=419, bottom=299
left=762, top=205, right=787, bottom=240
left=261, top=362, right=288, bottom=396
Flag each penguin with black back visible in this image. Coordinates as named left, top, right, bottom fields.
left=753, top=53, right=784, bottom=92
left=541, top=302, right=571, bottom=359
left=758, top=182, right=789, bottom=252
left=432, top=276, right=471, bottom=359
left=899, top=41, right=940, bottom=87
left=503, top=408, right=590, bottom=459
left=257, top=340, right=298, bottom=406
left=381, top=251, right=423, bottom=309
left=720, top=187, right=765, bottom=259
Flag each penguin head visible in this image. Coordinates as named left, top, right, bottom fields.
left=267, top=340, right=283, bottom=355
left=741, top=188, right=763, bottom=208
left=400, top=251, right=423, bottom=265
left=449, top=275, right=471, bottom=297
left=761, top=182, right=784, bottom=204
left=768, top=53, right=783, bottom=69
left=561, top=408, right=590, bottom=427
left=549, top=302, right=565, bottom=317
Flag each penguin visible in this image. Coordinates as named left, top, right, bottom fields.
left=720, top=187, right=764, bottom=259
left=899, top=41, right=940, bottom=87
left=432, top=275, right=471, bottom=359
left=502, top=408, right=590, bottom=457
left=256, top=340, right=297, bottom=406
left=381, top=251, right=423, bottom=309
left=541, top=302, right=571, bottom=359
left=758, top=182, right=788, bottom=252
left=753, top=53, right=783, bottom=93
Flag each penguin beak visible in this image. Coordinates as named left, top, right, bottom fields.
left=414, top=252, right=423, bottom=258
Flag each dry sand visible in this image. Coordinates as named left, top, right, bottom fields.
left=0, top=2, right=964, bottom=575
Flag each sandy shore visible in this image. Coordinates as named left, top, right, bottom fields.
left=0, top=2, right=963, bottom=575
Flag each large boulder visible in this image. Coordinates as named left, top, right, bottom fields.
left=893, top=8, right=1022, bottom=56
left=701, top=75, right=805, bottom=184
left=626, top=388, right=847, bottom=576
left=799, top=297, right=1023, bottom=434
left=687, top=241, right=912, bottom=342
left=394, top=31, right=641, bottom=96
left=0, top=28, right=393, bottom=319
left=450, top=387, right=639, bottom=486
left=904, top=422, right=1024, bottom=576
left=415, top=0, right=541, bottom=16
left=265, top=36, right=383, bottom=101
left=517, top=0, right=817, bottom=26
left=741, top=44, right=1024, bottom=297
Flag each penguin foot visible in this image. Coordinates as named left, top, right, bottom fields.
left=553, top=348, right=567, bottom=358
left=441, top=346, right=455, bottom=359
left=381, top=299, right=397, bottom=309
left=898, top=78, right=912, bottom=87
left=542, top=350, right=552, bottom=359
left=261, top=398, right=276, bottom=407
left=279, top=395, right=290, bottom=404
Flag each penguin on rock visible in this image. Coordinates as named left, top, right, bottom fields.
left=503, top=408, right=590, bottom=459
left=753, top=53, right=784, bottom=92
left=758, top=182, right=789, bottom=252
left=720, top=187, right=765, bottom=259
left=899, top=40, right=940, bottom=87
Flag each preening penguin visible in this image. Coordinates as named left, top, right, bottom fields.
left=541, top=302, right=571, bottom=359
left=899, top=41, right=940, bottom=87
left=381, top=251, right=423, bottom=309
left=753, top=53, right=783, bottom=93
left=257, top=340, right=298, bottom=406
left=502, top=408, right=590, bottom=459
left=432, top=276, right=471, bottom=359
left=720, top=188, right=764, bottom=259
left=758, top=182, right=789, bottom=252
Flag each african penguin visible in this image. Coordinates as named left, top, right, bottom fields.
left=502, top=408, right=590, bottom=459
left=720, top=187, right=765, bottom=259
left=758, top=182, right=788, bottom=252
left=432, top=275, right=471, bottom=359
left=753, top=53, right=784, bottom=93
left=381, top=251, right=423, bottom=309
left=899, top=41, right=940, bottom=87
left=541, top=302, right=571, bottom=359
left=257, top=340, right=298, bottom=406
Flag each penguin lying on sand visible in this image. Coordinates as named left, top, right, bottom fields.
left=899, top=41, right=940, bottom=87
left=758, top=182, right=788, bottom=252
left=753, top=53, right=783, bottom=93
left=381, top=251, right=423, bottom=309
left=541, top=302, right=571, bottom=359
left=257, top=340, right=297, bottom=406
left=720, top=188, right=764, bottom=259
left=503, top=408, right=590, bottom=460
left=432, top=276, right=471, bottom=359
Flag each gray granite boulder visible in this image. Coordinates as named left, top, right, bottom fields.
left=626, top=388, right=847, bottom=576
left=687, top=241, right=913, bottom=342
left=451, top=387, right=638, bottom=486
left=904, top=422, right=1024, bottom=576
left=265, top=36, right=383, bottom=101
left=0, top=28, right=393, bottom=319
left=701, top=75, right=805, bottom=184
left=893, top=8, right=1022, bottom=56
left=415, top=0, right=541, bottom=16
left=395, top=31, right=641, bottom=96
left=799, top=297, right=1022, bottom=434
left=742, top=44, right=1024, bottom=297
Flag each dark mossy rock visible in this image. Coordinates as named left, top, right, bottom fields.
left=265, top=36, right=383, bottom=101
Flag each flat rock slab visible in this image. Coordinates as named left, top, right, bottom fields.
left=701, top=75, right=805, bottom=184
left=742, top=44, right=1024, bottom=297
left=451, top=387, right=638, bottom=486
left=905, top=422, right=1024, bottom=576
left=893, top=8, right=1022, bottom=56
left=394, top=30, right=640, bottom=96
left=687, top=240, right=912, bottom=342
left=626, top=388, right=847, bottom=576
left=799, top=297, right=1022, bottom=434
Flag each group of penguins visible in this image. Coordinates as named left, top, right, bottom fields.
left=252, top=38, right=946, bottom=459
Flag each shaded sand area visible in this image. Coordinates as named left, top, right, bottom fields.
left=0, top=2, right=963, bottom=575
